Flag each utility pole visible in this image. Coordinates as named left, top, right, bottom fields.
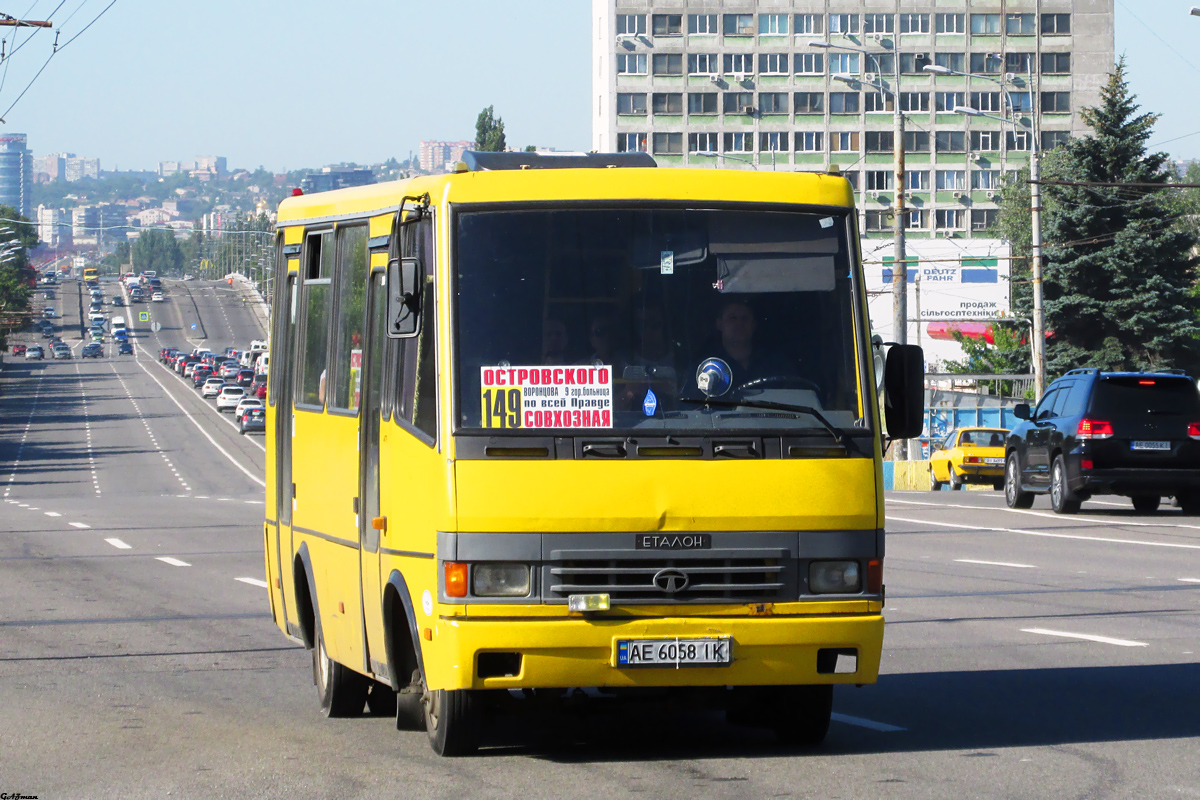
left=914, top=273, right=921, bottom=349
left=890, top=56, right=910, bottom=460
left=1027, top=73, right=1047, bottom=401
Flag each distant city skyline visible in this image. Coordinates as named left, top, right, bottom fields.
left=2, top=1, right=1197, bottom=171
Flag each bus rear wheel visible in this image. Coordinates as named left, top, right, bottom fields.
left=313, top=624, right=369, bottom=718
left=424, top=688, right=480, bottom=756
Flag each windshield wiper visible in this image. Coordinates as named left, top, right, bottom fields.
left=679, top=397, right=858, bottom=450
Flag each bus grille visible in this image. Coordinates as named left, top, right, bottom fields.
left=544, top=557, right=792, bottom=604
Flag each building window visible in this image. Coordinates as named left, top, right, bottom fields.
left=617, top=133, right=647, bottom=152
left=970, top=14, right=1001, bottom=35
left=688, top=14, right=717, bottom=35
left=868, top=53, right=895, bottom=75
left=1006, top=52, right=1035, bottom=74
left=829, top=14, right=858, bottom=35
left=794, top=52, right=824, bottom=74
left=1006, top=13, right=1036, bottom=35
left=969, top=53, right=1002, bottom=75
left=724, top=14, right=754, bottom=36
left=936, top=170, right=966, bottom=191
left=842, top=171, right=859, bottom=190
left=935, top=13, right=964, bottom=34
left=759, top=53, right=789, bottom=75
left=865, top=92, right=894, bottom=113
left=616, top=93, right=647, bottom=115
left=760, top=131, right=789, bottom=152
left=795, top=131, right=824, bottom=151
left=906, top=170, right=930, bottom=190
left=1042, top=130, right=1071, bottom=150
left=971, top=92, right=1003, bottom=113
left=1042, top=53, right=1071, bottom=75
left=652, top=14, right=682, bottom=36
left=723, top=53, right=754, bottom=75
left=616, top=53, right=647, bottom=75
left=899, top=53, right=931, bottom=74
left=1007, top=131, right=1031, bottom=151
left=1010, top=92, right=1034, bottom=113
left=689, top=132, right=718, bottom=153
left=936, top=91, right=965, bottom=112
left=905, top=131, right=930, bottom=152
left=724, top=132, right=754, bottom=152
left=652, top=93, right=683, bottom=114
left=829, top=92, right=860, bottom=114
left=865, top=131, right=894, bottom=153
left=653, top=54, right=683, bottom=76
left=794, top=14, right=823, bottom=35
left=794, top=92, right=824, bottom=113
left=971, top=169, right=999, bottom=190
left=688, top=53, right=717, bottom=75
left=899, top=92, right=929, bottom=112
left=866, top=170, right=894, bottom=191
left=688, top=92, right=718, bottom=115
left=899, top=14, right=930, bottom=34
left=829, top=52, right=860, bottom=74
left=971, top=130, right=1003, bottom=151
left=972, top=209, right=999, bottom=232
left=1042, top=14, right=1071, bottom=35
left=935, top=131, right=966, bottom=153
left=936, top=209, right=964, bottom=229
left=758, top=92, right=788, bottom=114
left=865, top=211, right=889, bottom=232
left=831, top=131, right=860, bottom=152
left=722, top=92, right=754, bottom=114
left=617, top=14, right=646, bottom=36
left=862, top=14, right=893, bottom=34
left=759, top=14, right=788, bottom=35
left=653, top=133, right=683, bottom=155
left=934, top=52, right=965, bottom=73
left=905, top=210, right=929, bottom=229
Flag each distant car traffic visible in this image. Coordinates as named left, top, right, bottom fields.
left=10, top=344, right=26, bottom=356
left=117, top=341, right=133, bottom=355
left=930, top=428, right=1009, bottom=491
left=236, top=369, right=255, bottom=387
left=81, top=342, right=103, bottom=358
left=239, top=407, right=266, bottom=434
left=233, top=397, right=262, bottom=417
left=24, top=345, right=43, bottom=360
left=111, top=296, right=124, bottom=306
left=201, top=376, right=225, bottom=396
left=216, top=385, right=245, bottom=411
left=151, top=292, right=164, bottom=302
left=52, top=344, right=70, bottom=359
left=42, top=307, right=55, bottom=318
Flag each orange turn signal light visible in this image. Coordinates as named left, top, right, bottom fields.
left=371, top=516, right=387, bottom=531
left=445, top=562, right=469, bottom=598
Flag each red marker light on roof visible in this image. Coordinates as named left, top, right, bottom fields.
left=291, top=188, right=303, bottom=196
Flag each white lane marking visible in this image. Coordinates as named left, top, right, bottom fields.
left=235, top=577, right=269, bottom=588
left=830, top=712, right=906, bottom=732
left=17, top=503, right=27, bottom=507
left=1021, top=628, right=1148, bottom=648
left=155, top=556, right=191, bottom=567
left=1179, top=578, right=1200, bottom=583
left=888, top=515, right=1200, bottom=551
left=68, top=522, right=91, bottom=529
left=889, top=497, right=1200, bottom=533
left=954, top=559, right=1037, bottom=569
left=132, top=351, right=266, bottom=487
left=44, top=511, right=61, bottom=517
left=104, top=538, right=132, bottom=550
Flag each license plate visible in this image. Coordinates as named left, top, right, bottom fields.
left=1132, top=441, right=1170, bottom=451
left=984, top=457, right=1004, bottom=465
left=617, top=637, right=732, bottom=668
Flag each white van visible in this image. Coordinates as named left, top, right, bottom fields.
left=89, top=313, right=106, bottom=327
left=110, top=315, right=127, bottom=333
left=254, top=352, right=269, bottom=376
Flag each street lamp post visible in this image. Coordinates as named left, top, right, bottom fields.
left=925, top=63, right=1046, bottom=400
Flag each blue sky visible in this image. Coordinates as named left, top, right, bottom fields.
left=5, top=0, right=1199, bottom=172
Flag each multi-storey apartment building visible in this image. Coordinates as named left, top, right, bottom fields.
left=593, top=1, right=1113, bottom=240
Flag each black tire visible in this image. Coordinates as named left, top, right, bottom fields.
left=949, top=468, right=964, bottom=491
left=1131, top=495, right=1160, bottom=514
left=773, top=685, right=834, bottom=747
left=992, top=480, right=1004, bottom=491
left=930, top=470, right=944, bottom=491
left=366, top=681, right=397, bottom=717
left=1050, top=455, right=1081, bottom=515
left=313, top=623, right=369, bottom=718
left=1005, top=453, right=1035, bottom=509
left=424, top=688, right=481, bottom=756
left=1180, top=492, right=1200, bottom=515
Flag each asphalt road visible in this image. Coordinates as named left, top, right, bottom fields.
left=2, top=280, right=1199, bottom=799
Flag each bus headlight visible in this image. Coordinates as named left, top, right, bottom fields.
left=472, top=564, right=531, bottom=597
left=809, top=561, right=862, bottom=594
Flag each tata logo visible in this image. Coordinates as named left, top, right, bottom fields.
left=652, top=568, right=690, bottom=594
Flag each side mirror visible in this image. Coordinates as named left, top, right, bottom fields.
left=386, top=257, right=421, bottom=338
left=1013, top=403, right=1031, bottom=420
left=883, top=344, right=924, bottom=440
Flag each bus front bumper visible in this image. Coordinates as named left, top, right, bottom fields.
left=429, top=613, right=884, bottom=691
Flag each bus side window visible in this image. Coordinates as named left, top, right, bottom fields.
left=392, top=217, right=436, bottom=445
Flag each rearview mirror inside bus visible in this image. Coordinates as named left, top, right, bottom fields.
left=387, top=257, right=422, bottom=338
left=883, top=343, right=925, bottom=440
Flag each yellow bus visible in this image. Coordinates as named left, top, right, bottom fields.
left=264, top=152, right=924, bottom=756
left=82, top=266, right=99, bottom=282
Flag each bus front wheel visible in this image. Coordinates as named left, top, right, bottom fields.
left=313, top=624, right=369, bottom=717
left=424, top=688, right=480, bottom=756
left=773, top=685, right=834, bottom=747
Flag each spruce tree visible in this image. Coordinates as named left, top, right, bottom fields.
left=1042, top=57, right=1200, bottom=373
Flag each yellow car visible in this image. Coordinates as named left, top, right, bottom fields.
left=930, top=427, right=1009, bottom=490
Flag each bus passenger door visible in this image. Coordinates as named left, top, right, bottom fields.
left=359, top=269, right=388, bottom=676
left=275, top=272, right=298, bottom=630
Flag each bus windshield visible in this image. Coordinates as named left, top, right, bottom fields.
left=454, top=206, right=867, bottom=435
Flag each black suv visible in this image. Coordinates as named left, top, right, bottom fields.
left=1005, top=369, right=1200, bottom=514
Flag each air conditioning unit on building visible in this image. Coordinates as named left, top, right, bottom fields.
left=733, top=72, right=746, bottom=84
left=970, top=153, right=981, bottom=162
left=864, top=72, right=877, bottom=82
left=942, top=230, right=955, bottom=238
left=1004, top=72, right=1016, bottom=83
left=872, top=33, right=884, bottom=42
left=709, top=74, right=722, bottom=84
left=987, top=190, right=998, bottom=199
left=952, top=191, right=963, bottom=199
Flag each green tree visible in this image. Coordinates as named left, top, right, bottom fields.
left=132, top=228, right=184, bottom=276
left=1041, top=58, right=1200, bottom=373
left=0, top=205, right=37, bottom=347
left=474, top=106, right=507, bottom=152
